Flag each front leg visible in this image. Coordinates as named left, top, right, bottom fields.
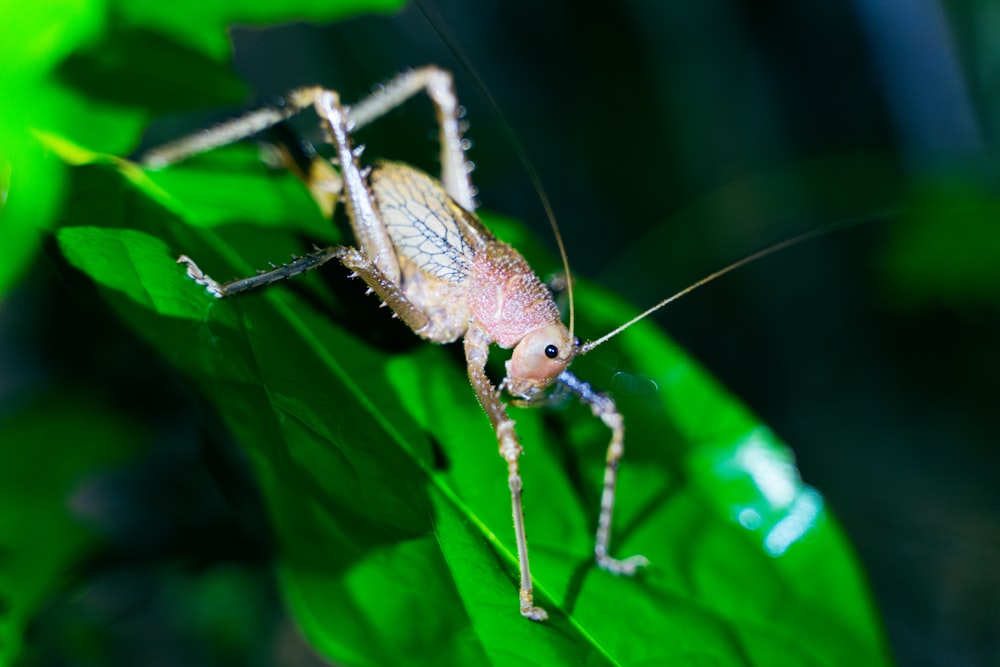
left=464, top=323, right=548, bottom=621
left=557, top=371, right=649, bottom=575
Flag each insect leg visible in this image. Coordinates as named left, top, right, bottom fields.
left=178, top=247, right=430, bottom=334
left=346, top=66, right=475, bottom=212
left=465, top=324, right=548, bottom=621
left=314, top=90, right=402, bottom=285
left=178, top=247, right=344, bottom=298
left=557, top=371, right=649, bottom=576
left=332, top=246, right=431, bottom=333
left=142, top=87, right=326, bottom=168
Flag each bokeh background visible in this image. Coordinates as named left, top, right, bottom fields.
left=4, top=0, right=999, bottom=664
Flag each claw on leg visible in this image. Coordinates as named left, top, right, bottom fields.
left=177, top=255, right=223, bottom=298
left=520, top=589, right=548, bottom=622
left=597, top=552, right=650, bottom=576
left=556, top=371, right=650, bottom=578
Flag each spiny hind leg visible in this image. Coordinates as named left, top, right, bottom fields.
left=345, top=66, right=475, bottom=211
left=141, top=87, right=327, bottom=168
left=314, top=88, right=402, bottom=285
left=313, top=71, right=476, bottom=289
left=557, top=371, right=649, bottom=575
left=145, top=68, right=475, bottom=209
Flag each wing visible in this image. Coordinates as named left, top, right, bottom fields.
left=370, top=161, right=493, bottom=285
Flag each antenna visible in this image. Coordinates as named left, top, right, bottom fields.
left=579, top=210, right=893, bottom=354
left=412, top=0, right=577, bottom=339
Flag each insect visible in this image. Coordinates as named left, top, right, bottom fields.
left=142, top=65, right=825, bottom=620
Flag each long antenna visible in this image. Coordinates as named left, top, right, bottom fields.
left=579, top=211, right=892, bottom=354
left=412, top=0, right=576, bottom=339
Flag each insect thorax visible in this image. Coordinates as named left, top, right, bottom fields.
left=468, top=242, right=562, bottom=350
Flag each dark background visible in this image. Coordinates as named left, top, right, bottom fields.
left=11, top=0, right=998, bottom=664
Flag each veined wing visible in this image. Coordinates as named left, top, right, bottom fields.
left=370, top=161, right=492, bottom=285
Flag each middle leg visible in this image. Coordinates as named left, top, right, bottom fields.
left=178, top=244, right=430, bottom=335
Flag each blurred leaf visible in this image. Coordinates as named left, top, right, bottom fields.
left=52, top=143, right=892, bottom=664
left=882, top=181, right=1000, bottom=307
left=0, top=391, right=140, bottom=665
left=0, top=0, right=106, bottom=296
left=112, top=0, right=408, bottom=59
left=144, top=145, right=337, bottom=237
left=54, top=27, right=249, bottom=113
left=0, top=132, right=67, bottom=298
left=0, top=0, right=104, bottom=75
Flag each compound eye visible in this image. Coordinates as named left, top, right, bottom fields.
left=544, top=344, right=559, bottom=359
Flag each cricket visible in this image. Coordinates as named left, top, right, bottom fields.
left=142, top=65, right=828, bottom=621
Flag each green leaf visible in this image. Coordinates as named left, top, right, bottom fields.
left=53, top=147, right=892, bottom=665
left=0, top=0, right=107, bottom=296
left=54, top=26, right=249, bottom=114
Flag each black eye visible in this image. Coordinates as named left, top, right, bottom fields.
left=544, top=344, right=559, bottom=359
left=574, top=336, right=582, bottom=347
